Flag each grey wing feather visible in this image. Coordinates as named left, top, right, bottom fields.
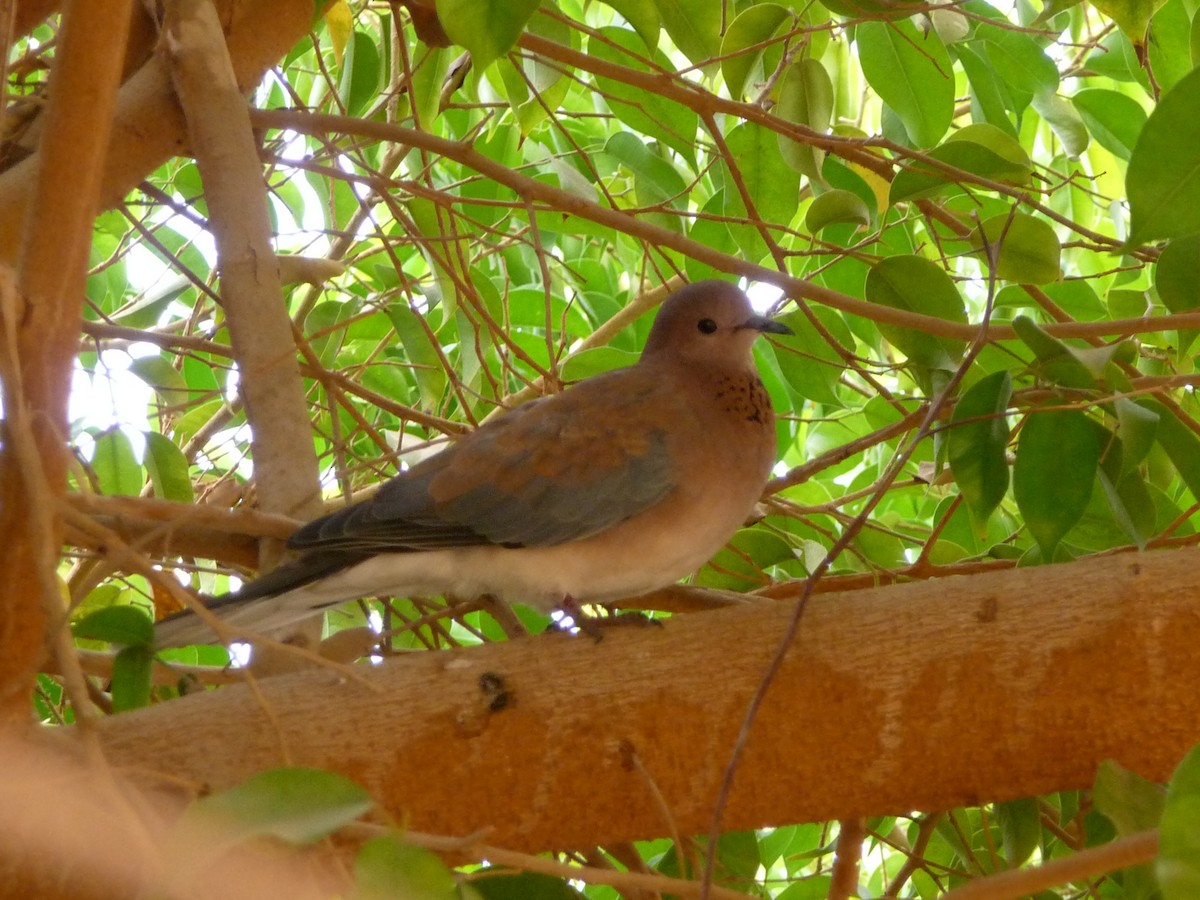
left=288, top=374, right=678, bottom=553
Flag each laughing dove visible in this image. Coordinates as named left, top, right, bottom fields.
left=155, top=280, right=791, bottom=647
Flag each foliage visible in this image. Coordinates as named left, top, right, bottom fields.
left=18, top=0, right=1200, bottom=894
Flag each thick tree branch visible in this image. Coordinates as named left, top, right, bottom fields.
left=93, top=547, right=1200, bottom=853
left=164, top=0, right=322, bottom=536
left=0, top=0, right=132, bottom=717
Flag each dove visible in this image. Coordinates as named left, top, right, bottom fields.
left=155, top=280, right=791, bottom=647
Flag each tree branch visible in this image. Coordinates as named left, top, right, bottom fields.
left=92, top=547, right=1200, bottom=853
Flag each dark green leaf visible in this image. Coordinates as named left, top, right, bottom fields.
left=1144, top=400, right=1200, bottom=500
left=473, top=870, right=586, bottom=900
left=338, top=30, right=382, bottom=117
left=1155, top=234, right=1200, bottom=314
left=1011, top=315, right=1096, bottom=389
left=111, top=646, right=153, bottom=713
left=1013, top=406, right=1101, bottom=557
left=948, top=370, right=1013, bottom=527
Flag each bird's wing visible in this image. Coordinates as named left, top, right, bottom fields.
left=289, top=367, right=682, bottom=553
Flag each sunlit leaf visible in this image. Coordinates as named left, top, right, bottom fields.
left=1072, top=89, right=1147, bottom=160
left=777, top=57, right=834, bottom=179
left=805, top=189, right=871, bottom=232
left=1159, top=745, right=1200, bottom=898
left=971, top=212, right=1061, bottom=284
left=73, top=605, right=154, bottom=648
left=1127, top=66, right=1200, bottom=245
left=857, top=19, right=954, bottom=147
left=865, top=255, right=967, bottom=370
left=436, top=0, right=540, bottom=70
left=91, top=428, right=144, bottom=497
left=722, top=4, right=791, bottom=100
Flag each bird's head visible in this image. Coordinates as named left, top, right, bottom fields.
left=641, top=280, right=792, bottom=366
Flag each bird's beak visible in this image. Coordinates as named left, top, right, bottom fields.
left=741, top=314, right=793, bottom=336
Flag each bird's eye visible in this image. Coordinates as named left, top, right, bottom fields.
left=697, top=318, right=718, bottom=334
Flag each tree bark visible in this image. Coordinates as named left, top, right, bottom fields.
left=92, top=547, right=1200, bottom=852
left=0, top=0, right=132, bottom=718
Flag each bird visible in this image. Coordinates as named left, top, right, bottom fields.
left=154, top=280, right=792, bottom=647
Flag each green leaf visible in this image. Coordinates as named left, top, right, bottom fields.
left=865, top=255, right=967, bottom=369
left=1159, top=745, right=1200, bottom=898
left=652, top=0, right=721, bottom=68
left=956, top=44, right=1017, bottom=136
left=1011, top=315, right=1097, bottom=389
left=1148, top=0, right=1192, bottom=93
left=722, top=4, right=791, bottom=99
left=1143, top=400, right=1200, bottom=500
left=1013, top=406, right=1101, bottom=557
left=1031, top=91, right=1089, bottom=159
left=1093, top=0, right=1168, bottom=45
left=806, top=189, right=871, bottom=232
left=1127, top=67, right=1200, bottom=245
left=948, top=370, right=1013, bottom=527
left=473, top=870, right=586, bottom=900
left=588, top=28, right=700, bottom=163
left=723, top=121, right=802, bottom=235
left=890, top=125, right=1032, bottom=203
left=129, top=355, right=190, bottom=410
left=976, top=22, right=1060, bottom=100
left=111, top=646, right=153, bottom=713
left=971, top=212, right=1061, bottom=284
left=606, top=133, right=687, bottom=232
left=1094, top=758, right=1166, bottom=835
left=385, top=303, right=447, bottom=410
left=598, top=0, right=660, bottom=51
left=353, top=835, right=457, bottom=900
left=1114, top=396, right=1159, bottom=473
left=1099, top=464, right=1156, bottom=547
left=1155, top=234, right=1200, bottom=313
left=187, top=768, right=373, bottom=847
left=777, top=57, right=834, bottom=178
left=72, top=605, right=155, bottom=648
left=995, top=797, right=1040, bottom=867
left=1072, top=89, right=1147, bottom=160
left=436, top=0, right=540, bottom=71
left=337, top=29, right=382, bottom=117
left=91, top=428, right=144, bottom=497
left=857, top=19, right=954, bottom=147
left=773, top=308, right=849, bottom=406
left=143, top=431, right=194, bottom=503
